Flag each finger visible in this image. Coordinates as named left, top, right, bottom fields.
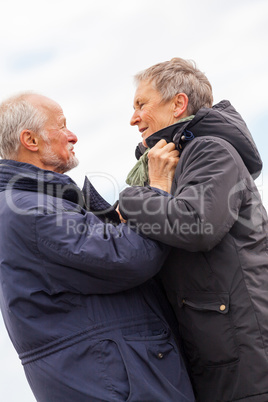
left=116, top=207, right=127, bottom=223
left=151, top=139, right=167, bottom=150
left=154, top=148, right=179, bottom=158
left=150, top=142, right=177, bottom=155
left=167, top=150, right=180, bottom=158
left=161, top=142, right=177, bottom=152
left=148, top=142, right=177, bottom=159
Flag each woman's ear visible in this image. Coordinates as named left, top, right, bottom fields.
left=20, top=130, right=39, bottom=152
left=173, top=93, right=189, bottom=118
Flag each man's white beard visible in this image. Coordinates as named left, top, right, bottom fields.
left=41, top=143, right=79, bottom=174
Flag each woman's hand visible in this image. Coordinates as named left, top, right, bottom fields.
left=148, top=139, right=179, bottom=193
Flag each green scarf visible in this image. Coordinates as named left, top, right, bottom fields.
left=126, top=148, right=150, bottom=186
left=126, top=116, right=195, bottom=186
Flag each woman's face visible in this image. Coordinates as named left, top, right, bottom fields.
left=130, top=80, right=178, bottom=146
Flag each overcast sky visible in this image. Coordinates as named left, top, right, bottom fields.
left=0, top=0, right=267, bottom=400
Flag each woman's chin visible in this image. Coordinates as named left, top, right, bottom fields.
left=142, top=138, right=149, bottom=148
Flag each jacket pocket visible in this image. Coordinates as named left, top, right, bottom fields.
left=177, top=291, right=239, bottom=368
left=25, top=338, right=130, bottom=402
left=98, top=339, right=130, bottom=401
left=122, top=323, right=187, bottom=399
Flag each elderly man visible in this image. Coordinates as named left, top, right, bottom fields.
left=0, top=93, right=194, bottom=402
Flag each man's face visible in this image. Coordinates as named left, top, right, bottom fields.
left=33, top=96, right=79, bottom=174
left=130, top=80, right=177, bottom=147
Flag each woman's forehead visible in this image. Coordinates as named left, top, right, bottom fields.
left=134, top=80, right=160, bottom=103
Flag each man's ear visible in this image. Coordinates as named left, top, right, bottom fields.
left=173, top=93, right=189, bottom=118
left=20, top=130, right=39, bottom=152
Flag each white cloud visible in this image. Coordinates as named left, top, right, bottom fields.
left=0, top=0, right=268, bottom=400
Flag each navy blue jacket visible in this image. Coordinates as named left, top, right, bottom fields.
left=0, top=160, right=194, bottom=402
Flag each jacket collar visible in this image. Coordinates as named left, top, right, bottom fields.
left=0, top=159, right=84, bottom=205
left=135, top=100, right=263, bottom=177
left=0, top=160, right=120, bottom=222
left=145, top=120, right=192, bottom=151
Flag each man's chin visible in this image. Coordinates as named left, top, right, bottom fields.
left=62, top=157, right=79, bottom=174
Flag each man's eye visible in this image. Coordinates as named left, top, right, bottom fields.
left=139, top=103, right=144, bottom=109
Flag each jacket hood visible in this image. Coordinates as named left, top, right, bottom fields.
left=145, top=100, right=262, bottom=178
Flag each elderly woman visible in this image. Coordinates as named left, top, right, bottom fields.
left=119, top=58, right=268, bottom=402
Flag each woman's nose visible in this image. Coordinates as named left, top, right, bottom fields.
left=130, top=110, right=141, bottom=126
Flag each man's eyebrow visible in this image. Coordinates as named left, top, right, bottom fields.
left=59, top=116, right=66, bottom=125
left=133, top=97, right=142, bottom=108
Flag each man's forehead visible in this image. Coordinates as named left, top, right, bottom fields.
left=26, top=94, right=62, bottom=113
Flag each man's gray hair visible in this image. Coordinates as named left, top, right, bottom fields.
left=0, top=92, right=47, bottom=159
left=134, top=57, right=213, bottom=115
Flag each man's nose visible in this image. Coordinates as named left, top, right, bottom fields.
left=130, top=110, right=141, bottom=126
left=67, top=130, right=78, bottom=144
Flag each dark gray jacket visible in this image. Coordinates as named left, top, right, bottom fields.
left=119, top=100, right=268, bottom=402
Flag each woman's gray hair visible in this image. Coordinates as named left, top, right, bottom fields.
left=134, top=57, right=213, bottom=115
left=0, top=92, right=47, bottom=159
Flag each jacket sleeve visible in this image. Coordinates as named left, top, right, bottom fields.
left=35, top=208, right=169, bottom=294
left=119, top=138, right=245, bottom=252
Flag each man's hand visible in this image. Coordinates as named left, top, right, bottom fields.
left=116, top=205, right=127, bottom=223
left=148, top=139, right=179, bottom=193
